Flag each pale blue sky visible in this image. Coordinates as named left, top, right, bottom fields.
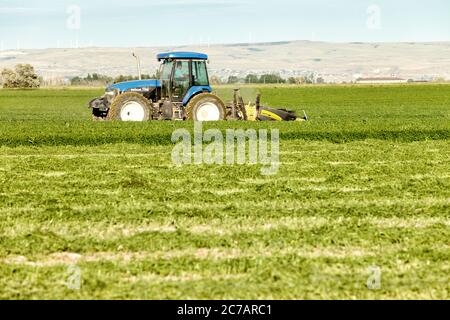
left=0, top=0, right=449, bottom=49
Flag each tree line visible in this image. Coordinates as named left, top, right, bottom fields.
left=0, top=64, right=162, bottom=88
left=0, top=65, right=322, bottom=88
left=210, top=73, right=323, bottom=85
left=70, top=71, right=161, bottom=86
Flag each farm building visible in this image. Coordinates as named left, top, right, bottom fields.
left=356, top=77, right=408, bottom=84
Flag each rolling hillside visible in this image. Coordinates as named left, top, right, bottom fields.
left=1, top=41, right=450, bottom=82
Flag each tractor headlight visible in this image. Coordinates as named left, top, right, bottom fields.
left=105, top=88, right=117, bottom=95
left=104, top=88, right=119, bottom=103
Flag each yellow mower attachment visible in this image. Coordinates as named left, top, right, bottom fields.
left=245, top=103, right=258, bottom=121
left=228, top=89, right=308, bottom=122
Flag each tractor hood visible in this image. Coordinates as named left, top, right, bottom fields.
left=108, top=79, right=161, bottom=92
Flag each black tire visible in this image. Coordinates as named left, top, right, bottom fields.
left=107, top=92, right=152, bottom=121
left=186, top=93, right=227, bottom=121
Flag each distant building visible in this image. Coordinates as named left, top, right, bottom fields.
left=356, top=77, right=408, bottom=84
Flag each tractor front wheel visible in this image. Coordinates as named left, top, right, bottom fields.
left=107, top=92, right=152, bottom=122
left=186, top=93, right=226, bottom=121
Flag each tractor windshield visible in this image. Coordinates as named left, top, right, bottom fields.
left=160, top=60, right=174, bottom=98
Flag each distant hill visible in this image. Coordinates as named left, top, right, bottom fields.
left=1, top=40, right=449, bottom=83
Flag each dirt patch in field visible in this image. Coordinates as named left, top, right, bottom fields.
left=1, top=246, right=377, bottom=267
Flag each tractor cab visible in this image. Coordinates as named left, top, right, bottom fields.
left=89, top=51, right=227, bottom=121
left=157, top=52, right=212, bottom=105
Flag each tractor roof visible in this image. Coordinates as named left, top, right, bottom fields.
left=157, top=52, right=208, bottom=61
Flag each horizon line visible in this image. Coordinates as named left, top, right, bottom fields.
left=1, top=39, right=450, bottom=51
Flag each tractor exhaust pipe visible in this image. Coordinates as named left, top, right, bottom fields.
left=132, top=51, right=142, bottom=80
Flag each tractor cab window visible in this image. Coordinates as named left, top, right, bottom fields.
left=172, top=61, right=190, bottom=101
left=192, top=61, right=209, bottom=86
left=160, top=60, right=174, bottom=98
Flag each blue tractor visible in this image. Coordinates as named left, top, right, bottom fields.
left=89, top=51, right=306, bottom=122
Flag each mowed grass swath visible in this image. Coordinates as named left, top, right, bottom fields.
left=0, top=85, right=449, bottom=299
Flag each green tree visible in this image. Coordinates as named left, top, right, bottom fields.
left=304, top=73, right=316, bottom=84
left=1, top=68, right=17, bottom=88
left=245, top=74, right=259, bottom=84
left=70, top=74, right=113, bottom=86
left=1, top=64, right=40, bottom=88
left=259, top=74, right=285, bottom=84
left=227, top=76, right=240, bottom=84
left=316, top=77, right=325, bottom=84
left=70, top=76, right=82, bottom=86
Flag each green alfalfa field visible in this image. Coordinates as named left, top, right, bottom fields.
left=0, top=84, right=449, bottom=299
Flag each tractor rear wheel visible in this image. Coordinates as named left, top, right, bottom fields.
left=186, top=93, right=226, bottom=121
left=107, top=92, right=152, bottom=122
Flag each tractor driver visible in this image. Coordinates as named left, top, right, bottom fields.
left=174, top=61, right=189, bottom=81
left=173, top=61, right=190, bottom=99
